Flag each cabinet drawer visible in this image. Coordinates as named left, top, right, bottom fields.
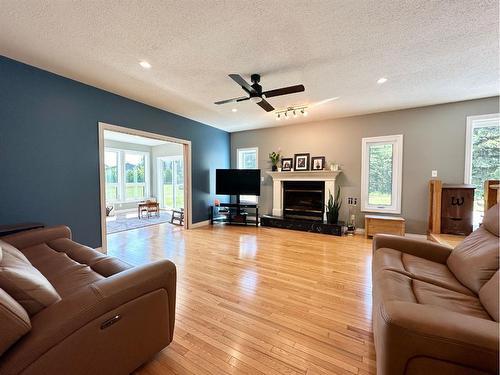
left=365, top=217, right=405, bottom=237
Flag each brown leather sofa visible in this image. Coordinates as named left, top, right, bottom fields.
left=372, top=204, right=499, bottom=375
left=0, top=225, right=176, bottom=375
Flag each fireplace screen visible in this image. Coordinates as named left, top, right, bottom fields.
left=283, top=181, right=325, bottom=221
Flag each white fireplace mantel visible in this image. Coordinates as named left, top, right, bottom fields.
left=266, top=170, right=342, bottom=217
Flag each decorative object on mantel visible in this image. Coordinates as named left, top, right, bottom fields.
left=328, top=161, right=340, bottom=171
left=281, top=157, right=293, bottom=171
left=269, top=151, right=281, bottom=171
left=311, top=156, right=326, bottom=170
left=294, top=153, right=310, bottom=171
left=325, top=186, right=342, bottom=224
left=275, top=105, right=308, bottom=121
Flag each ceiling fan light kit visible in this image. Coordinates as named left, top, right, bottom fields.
left=214, top=73, right=305, bottom=112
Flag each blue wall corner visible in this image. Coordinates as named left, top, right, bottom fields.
left=0, top=56, right=230, bottom=247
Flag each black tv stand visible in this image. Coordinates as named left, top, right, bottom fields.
left=210, top=201, right=259, bottom=227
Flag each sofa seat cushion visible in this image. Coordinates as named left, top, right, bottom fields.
left=20, top=243, right=104, bottom=298
left=374, top=270, right=492, bottom=320
left=0, top=243, right=61, bottom=315
left=373, top=248, right=473, bottom=295
left=47, top=238, right=132, bottom=277
left=0, top=288, right=31, bottom=355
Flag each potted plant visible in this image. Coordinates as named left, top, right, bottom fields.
left=325, top=186, right=342, bottom=224
left=269, top=151, right=281, bottom=171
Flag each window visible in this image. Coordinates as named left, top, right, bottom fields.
left=361, top=135, right=403, bottom=213
left=464, top=114, right=500, bottom=224
left=104, top=148, right=149, bottom=203
left=237, top=147, right=258, bottom=203
left=104, top=150, right=120, bottom=202
left=124, top=152, right=147, bottom=200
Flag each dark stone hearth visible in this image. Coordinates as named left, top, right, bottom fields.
left=261, top=215, right=345, bottom=236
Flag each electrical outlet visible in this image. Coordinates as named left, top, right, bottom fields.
left=261, top=177, right=265, bottom=183
left=431, top=170, right=438, bottom=178
left=346, top=197, right=358, bottom=206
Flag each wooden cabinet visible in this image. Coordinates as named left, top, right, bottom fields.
left=365, top=215, right=405, bottom=238
left=440, top=184, right=474, bottom=235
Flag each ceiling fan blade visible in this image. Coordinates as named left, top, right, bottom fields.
left=257, top=99, right=275, bottom=112
left=214, top=96, right=248, bottom=105
left=229, top=74, right=256, bottom=94
left=263, top=84, right=305, bottom=98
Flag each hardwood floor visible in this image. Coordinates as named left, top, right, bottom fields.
left=107, top=224, right=376, bottom=375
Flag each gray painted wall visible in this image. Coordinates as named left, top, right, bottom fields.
left=231, top=96, right=499, bottom=234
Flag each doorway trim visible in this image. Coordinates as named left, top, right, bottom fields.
left=98, top=122, right=192, bottom=253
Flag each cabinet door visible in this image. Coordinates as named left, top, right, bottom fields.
left=441, top=188, right=474, bottom=235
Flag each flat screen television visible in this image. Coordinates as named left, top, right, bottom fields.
left=216, top=169, right=261, bottom=196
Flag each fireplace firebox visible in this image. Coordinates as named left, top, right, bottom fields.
left=283, top=181, right=325, bottom=221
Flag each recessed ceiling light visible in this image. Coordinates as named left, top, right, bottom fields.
left=232, top=108, right=238, bottom=112
left=377, top=77, right=388, bottom=84
left=139, top=61, right=152, bottom=69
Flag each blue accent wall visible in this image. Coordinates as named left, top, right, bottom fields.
left=0, top=56, right=230, bottom=247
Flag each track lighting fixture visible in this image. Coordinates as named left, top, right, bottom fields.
left=275, top=105, right=309, bottom=121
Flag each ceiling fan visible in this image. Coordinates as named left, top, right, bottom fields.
left=214, top=74, right=305, bottom=112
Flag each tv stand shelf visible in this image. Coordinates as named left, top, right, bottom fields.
left=210, top=203, right=259, bottom=227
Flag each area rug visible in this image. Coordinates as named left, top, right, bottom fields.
left=106, top=210, right=173, bottom=234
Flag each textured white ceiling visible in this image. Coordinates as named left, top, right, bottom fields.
left=1, top=1, right=498, bottom=132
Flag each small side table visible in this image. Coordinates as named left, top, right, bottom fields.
left=365, top=215, right=405, bottom=238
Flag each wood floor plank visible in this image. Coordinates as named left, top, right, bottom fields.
left=108, top=224, right=374, bottom=375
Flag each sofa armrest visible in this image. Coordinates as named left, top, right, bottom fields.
left=376, top=301, right=499, bottom=374
left=373, top=234, right=452, bottom=263
left=1, top=225, right=71, bottom=250
left=92, top=259, right=176, bottom=339
left=0, top=260, right=176, bottom=374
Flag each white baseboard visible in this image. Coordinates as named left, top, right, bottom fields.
left=190, top=220, right=210, bottom=229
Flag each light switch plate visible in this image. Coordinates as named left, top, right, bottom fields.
left=431, top=170, right=438, bottom=177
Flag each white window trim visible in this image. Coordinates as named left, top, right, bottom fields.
left=464, top=113, right=500, bottom=184
left=236, top=147, right=259, bottom=204
left=361, top=134, right=403, bottom=214
left=104, top=147, right=150, bottom=203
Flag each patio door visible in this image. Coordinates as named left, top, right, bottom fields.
left=158, top=156, right=184, bottom=210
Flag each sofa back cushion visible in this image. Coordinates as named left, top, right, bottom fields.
left=447, top=206, right=500, bottom=294
left=0, top=241, right=61, bottom=315
left=479, top=270, right=499, bottom=321
left=0, top=288, right=31, bottom=355
left=482, top=204, right=499, bottom=236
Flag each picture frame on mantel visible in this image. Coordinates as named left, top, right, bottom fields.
left=281, top=158, right=293, bottom=171
left=294, top=153, right=310, bottom=171
left=311, top=156, right=326, bottom=170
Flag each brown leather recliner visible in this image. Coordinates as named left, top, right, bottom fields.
left=0, top=225, right=176, bottom=375
left=372, top=204, right=499, bottom=375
